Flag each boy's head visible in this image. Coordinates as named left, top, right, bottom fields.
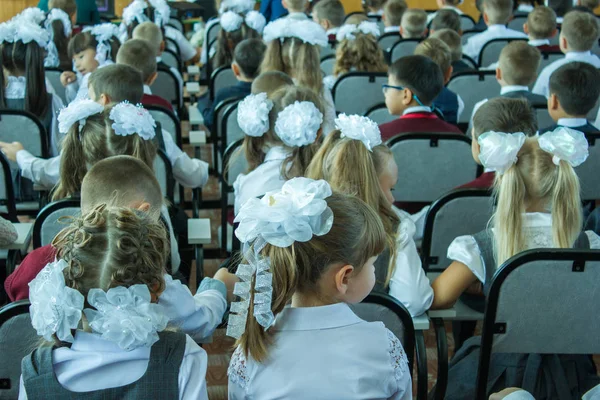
left=312, top=0, right=346, bottom=31
left=483, top=0, right=514, bottom=26
left=81, top=155, right=163, bottom=217
left=385, top=55, right=444, bottom=115
left=548, top=61, right=600, bottom=120
left=547, top=0, right=572, bottom=17
left=524, top=6, right=557, bottom=40
left=48, top=0, right=77, bottom=24
left=431, top=29, right=463, bottom=62
left=251, top=71, right=295, bottom=96
left=116, top=39, right=158, bottom=86
left=132, top=21, right=164, bottom=57
left=559, top=10, right=600, bottom=53
left=363, top=0, right=385, bottom=13
left=282, top=0, right=307, bottom=13
left=400, top=9, right=428, bottom=38
left=88, top=64, right=144, bottom=106
left=496, top=41, right=541, bottom=86
left=232, top=38, right=267, bottom=81
left=383, top=0, right=408, bottom=27
left=430, top=9, right=462, bottom=34
left=471, top=97, right=537, bottom=163
left=414, top=37, right=453, bottom=83
left=345, top=13, right=370, bottom=24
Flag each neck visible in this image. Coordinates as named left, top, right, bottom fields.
left=526, top=200, right=549, bottom=213
left=291, top=291, right=336, bottom=308
left=556, top=112, right=587, bottom=120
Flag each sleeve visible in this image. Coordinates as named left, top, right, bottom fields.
left=158, top=274, right=227, bottom=342
left=18, top=375, right=27, bottom=400
left=447, top=235, right=486, bottom=283
left=408, top=205, right=429, bottom=242
left=5, top=245, right=56, bottom=302
left=227, top=346, right=250, bottom=400
left=532, top=65, right=551, bottom=98
left=321, top=86, right=336, bottom=136
left=0, top=216, right=17, bottom=246
left=162, top=130, right=209, bottom=188
left=233, top=172, right=247, bottom=216
left=49, top=94, right=65, bottom=157
left=65, top=80, right=79, bottom=104
left=167, top=28, right=197, bottom=62
left=585, top=231, right=600, bottom=249
left=179, top=336, right=209, bottom=400
left=456, top=93, right=464, bottom=123
left=16, top=151, right=60, bottom=188
left=385, top=329, right=412, bottom=400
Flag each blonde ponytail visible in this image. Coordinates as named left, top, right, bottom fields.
left=551, top=161, right=582, bottom=249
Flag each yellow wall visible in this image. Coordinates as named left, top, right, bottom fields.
left=0, top=0, right=39, bottom=22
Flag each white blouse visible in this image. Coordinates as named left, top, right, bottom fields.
left=228, top=303, right=412, bottom=400
left=447, top=212, right=600, bottom=284
left=462, top=25, right=528, bottom=63
left=165, top=26, right=197, bottom=62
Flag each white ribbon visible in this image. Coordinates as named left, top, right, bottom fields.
left=538, top=126, right=589, bottom=167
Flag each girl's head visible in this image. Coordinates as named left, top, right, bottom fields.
left=333, top=22, right=387, bottom=77
left=68, top=26, right=120, bottom=75
left=233, top=178, right=386, bottom=361
left=122, top=0, right=170, bottom=41
left=261, top=19, right=328, bottom=93
left=45, top=8, right=73, bottom=70
left=213, top=11, right=265, bottom=70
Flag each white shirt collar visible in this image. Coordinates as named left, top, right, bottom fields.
left=4, top=76, right=26, bottom=99
left=557, top=117, right=588, bottom=127
left=264, top=146, right=291, bottom=162
left=500, top=85, right=530, bottom=95
left=528, top=39, right=550, bottom=46
left=523, top=212, right=552, bottom=228
left=143, top=85, right=152, bottom=95
left=70, top=330, right=149, bottom=354
left=273, top=303, right=363, bottom=331
left=517, top=4, right=534, bottom=12
left=487, top=24, right=509, bottom=31
left=326, top=27, right=339, bottom=35
left=402, top=105, right=432, bottom=115
left=156, top=56, right=162, bottom=63
left=384, top=26, right=399, bottom=33
left=565, top=51, right=592, bottom=59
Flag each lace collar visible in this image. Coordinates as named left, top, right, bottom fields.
left=4, top=76, right=26, bottom=99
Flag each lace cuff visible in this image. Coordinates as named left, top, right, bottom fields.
left=228, top=346, right=250, bottom=390
left=386, top=329, right=408, bottom=384
left=198, top=277, right=227, bottom=299
left=447, top=235, right=485, bottom=283
left=585, top=231, right=600, bottom=250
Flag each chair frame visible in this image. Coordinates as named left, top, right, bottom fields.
left=389, top=38, right=422, bottom=63
left=204, top=22, right=222, bottom=80
left=144, top=104, right=183, bottom=148
left=211, top=97, right=242, bottom=179
left=459, top=14, right=476, bottom=29
left=331, top=72, right=387, bottom=114
left=0, top=299, right=31, bottom=392
left=220, top=139, right=244, bottom=254
left=32, top=198, right=80, bottom=249
left=461, top=54, right=477, bottom=69
left=0, top=109, right=49, bottom=160
left=155, top=66, right=183, bottom=114
left=209, top=66, right=234, bottom=101
left=156, top=149, right=175, bottom=204
left=162, top=47, right=183, bottom=73
left=477, top=38, right=528, bottom=68
left=0, top=152, right=18, bottom=223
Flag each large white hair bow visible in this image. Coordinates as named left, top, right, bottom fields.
left=219, top=0, right=255, bottom=14
left=15, top=7, right=46, bottom=24
left=335, top=114, right=382, bottom=151
left=58, top=98, right=104, bottom=134
left=0, top=19, right=50, bottom=48
left=0, top=22, right=16, bottom=44
left=84, top=23, right=120, bottom=65
left=538, top=127, right=589, bottom=167
left=109, top=102, right=156, bottom=140
left=220, top=11, right=244, bottom=32
left=245, top=11, right=266, bottom=33
left=477, top=131, right=526, bottom=175
left=122, top=0, right=148, bottom=25
left=336, top=21, right=380, bottom=41
left=275, top=101, right=323, bottom=147
left=237, top=93, right=273, bottom=137
left=263, top=19, right=328, bottom=46
left=148, top=0, right=171, bottom=27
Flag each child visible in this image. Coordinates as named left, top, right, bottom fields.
left=306, top=114, right=434, bottom=316
left=430, top=9, right=462, bottom=34
left=383, top=0, right=408, bottom=33
left=532, top=10, right=600, bottom=97
left=203, top=38, right=266, bottom=129
left=48, top=0, right=78, bottom=27
left=282, top=0, right=309, bottom=20
left=524, top=6, right=560, bottom=52
left=44, top=7, right=73, bottom=70
left=228, top=178, right=412, bottom=399
left=312, top=0, right=346, bottom=44
left=211, top=10, right=265, bottom=70
left=233, top=86, right=324, bottom=214
left=400, top=8, right=428, bottom=39
left=427, top=0, right=465, bottom=25
left=364, top=0, right=386, bottom=16
left=261, top=18, right=336, bottom=135
left=575, top=0, right=600, bottom=12
left=462, top=97, right=538, bottom=188
left=379, top=55, right=463, bottom=141
left=414, top=37, right=465, bottom=124
left=431, top=29, right=473, bottom=75
left=463, top=0, right=528, bottom=64
left=542, top=61, right=600, bottom=133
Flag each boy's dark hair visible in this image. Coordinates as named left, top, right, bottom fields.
left=88, top=64, right=144, bottom=104
left=473, top=97, right=538, bottom=138
left=549, top=61, right=600, bottom=116
left=116, top=39, right=157, bottom=82
left=234, top=38, right=267, bottom=79
left=431, top=9, right=461, bottom=33
left=389, top=55, right=444, bottom=105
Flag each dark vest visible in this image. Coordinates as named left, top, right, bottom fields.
left=501, top=90, right=548, bottom=108
left=433, top=87, right=460, bottom=125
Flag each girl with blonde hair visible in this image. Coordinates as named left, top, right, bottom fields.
left=227, top=178, right=412, bottom=399
left=306, top=114, right=433, bottom=316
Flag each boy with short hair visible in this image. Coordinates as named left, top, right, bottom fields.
left=379, top=55, right=463, bottom=141
left=283, top=0, right=309, bottom=20
left=542, top=61, right=600, bottom=133
left=430, top=9, right=462, bottom=34
left=533, top=10, right=600, bottom=97
left=202, top=38, right=267, bottom=129
left=414, top=38, right=464, bottom=125
left=463, top=0, right=528, bottom=63
left=313, top=0, right=346, bottom=43
left=400, top=9, right=428, bottom=39
left=431, top=29, right=473, bottom=75
left=523, top=6, right=560, bottom=52
left=426, top=0, right=464, bottom=25
left=383, top=0, right=408, bottom=33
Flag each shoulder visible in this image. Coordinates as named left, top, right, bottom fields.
left=384, top=328, right=411, bottom=390
left=584, top=231, right=600, bottom=250
left=228, top=346, right=250, bottom=391
left=440, top=119, right=463, bottom=133
left=447, top=234, right=486, bottom=283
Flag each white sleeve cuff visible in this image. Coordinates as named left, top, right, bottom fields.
left=585, top=231, right=600, bottom=249
left=447, top=235, right=486, bottom=283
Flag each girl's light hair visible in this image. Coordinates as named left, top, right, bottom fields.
left=260, top=37, right=323, bottom=94
left=237, top=193, right=386, bottom=362
left=492, top=137, right=582, bottom=267
left=52, top=106, right=157, bottom=201
left=306, top=131, right=399, bottom=286
left=334, top=32, right=387, bottom=77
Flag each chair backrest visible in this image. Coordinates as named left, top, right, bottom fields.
left=0, top=109, right=48, bottom=159
left=210, top=66, right=237, bottom=101
left=45, top=68, right=67, bottom=105
left=213, top=98, right=242, bottom=162
left=421, top=189, right=493, bottom=273
left=153, top=149, right=175, bottom=203
left=479, top=38, right=528, bottom=68
left=538, top=51, right=563, bottom=72
left=165, top=37, right=180, bottom=56
left=447, top=70, right=498, bottom=123
left=459, top=14, right=476, bottom=31
left=220, top=139, right=246, bottom=251
left=161, top=48, right=182, bottom=72
left=152, top=68, right=182, bottom=111
left=207, top=21, right=221, bottom=52
left=378, top=32, right=401, bottom=52
left=387, top=133, right=481, bottom=202
left=461, top=55, right=477, bottom=69
left=533, top=105, right=554, bottom=129
left=167, top=18, right=184, bottom=32
left=320, top=45, right=336, bottom=60
left=332, top=72, right=387, bottom=115
left=461, top=29, right=480, bottom=45
left=576, top=133, right=600, bottom=201
left=475, top=249, right=600, bottom=399
left=507, top=15, right=528, bottom=32
left=33, top=198, right=81, bottom=248
left=320, top=54, right=336, bottom=76
left=146, top=105, right=182, bottom=148
left=0, top=153, right=17, bottom=222
left=0, top=300, right=37, bottom=400
left=390, top=39, right=421, bottom=63
left=221, top=102, right=244, bottom=149
left=364, top=103, right=395, bottom=125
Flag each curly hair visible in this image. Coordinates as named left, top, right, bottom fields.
left=333, top=32, right=387, bottom=77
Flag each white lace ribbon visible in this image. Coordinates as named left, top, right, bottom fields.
left=335, top=113, right=382, bottom=151
left=477, top=131, right=526, bottom=175
left=58, top=98, right=104, bottom=134
left=109, top=102, right=156, bottom=140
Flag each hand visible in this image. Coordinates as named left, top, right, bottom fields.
left=213, top=267, right=239, bottom=302
left=60, top=71, right=76, bottom=87
left=0, top=141, right=24, bottom=161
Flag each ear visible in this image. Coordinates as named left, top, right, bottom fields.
left=159, top=41, right=166, bottom=54
left=99, top=93, right=110, bottom=106
left=402, top=88, right=413, bottom=105
left=399, top=26, right=404, bottom=35
left=561, top=35, right=568, bottom=50
left=382, top=14, right=387, bottom=23
left=483, top=11, right=489, bottom=25
left=334, top=264, right=355, bottom=295
left=147, top=71, right=158, bottom=86
left=495, top=67, right=502, bottom=81
left=444, top=66, right=453, bottom=83
left=232, top=62, right=241, bottom=77
left=423, top=28, right=429, bottom=37
left=550, top=27, right=557, bottom=38
left=136, top=202, right=151, bottom=212
left=523, top=23, right=529, bottom=35
left=282, top=0, right=290, bottom=10
left=549, top=93, right=559, bottom=110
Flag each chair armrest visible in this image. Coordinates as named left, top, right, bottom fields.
left=189, top=130, right=207, bottom=146
left=187, top=65, right=200, bottom=76
left=188, top=218, right=211, bottom=245
left=412, top=313, right=431, bottom=331
left=188, top=105, right=204, bottom=126
left=186, top=82, right=201, bottom=95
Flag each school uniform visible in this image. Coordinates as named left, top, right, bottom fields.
left=202, top=81, right=252, bottom=129
left=426, top=5, right=464, bottom=24
left=432, top=87, right=464, bottom=125
left=379, top=106, right=464, bottom=142
left=528, top=38, right=561, bottom=53
left=459, top=170, right=495, bottom=189
left=165, top=26, right=197, bottom=62
left=285, top=12, right=309, bottom=21
left=227, top=302, right=412, bottom=399
left=452, top=60, right=474, bottom=75
left=142, top=84, right=174, bottom=112
left=533, top=51, right=600, bottom=98
left=384, top=26, right=400, bottom=33
left=470, top=85, right=548, bottom=124
left=463, top=25, right=528, bottom=64
left=326, top=27, right=339, bottom=46
left=540, top=117, right=599, bottom=134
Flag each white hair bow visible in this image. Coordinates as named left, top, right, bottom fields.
left=263, top=19, right=328, bottom=47
left=538, top=127, right=589, bottom=167
left=219, top=0, right=255, bottom=14
left=220, top=11, right=244, bottom=32
left=0, top=19, right=50, bottom=47
left=44, top=9, right=72, bottom=68
left=15, top=7, right=46, bottom=24
left=58, top=99, right=104, bottom=134
left=83, top=23, right=120, bottom=65
left=336, top=21, right=380, bottom=41
left=237, top=93, right=273, bottom=137
left=109, top=102, right=157, bottom=140
left=477, top=131, right=526, bottom=175
left=148, top=0, right=171, bottom=27
left=335, top=114, right=382, bottom=151
left=245, top=11, right=266, bottom=33
left=275, top=101, right=323, bottom=147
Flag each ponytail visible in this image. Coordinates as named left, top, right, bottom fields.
left=51, top=19, right=71, bottom=71
left=260, top=38, right=286, bottom=75
left=288, top=38, right=322, bottom=94
left=25, top=41, right=50, bottom=118
left=243, top=135, right=267, bottom=172
left=53, top=120, right=90, bottom=200
left=551, top=160, right=582, bottom=249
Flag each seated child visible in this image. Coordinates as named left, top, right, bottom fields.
left=283, top=0, right=309, bottom=20
left=44, top=1, right=74, bottom=70
left=379, top=55, right=463, bottom=141
left=524, top=6, right=560, bottom=52
left=383, top=0, right=408, bottom=33
left=211, top=10, right=264, bottom=71
left=203, top=38, right=266, bottom=129
left=400, top=8, right=428, bottom=39
left=364, top=0, right=386, bottom=16
left=430, top=8, right=462, bottom=34
left=533, top=10, right=600, bottom=97
left=574, top=0, right=600, bottom=12
left=414, top=37, right=465, bottom=124
left=431, top=29, right=473, bottom=75
left=251, top=71, right=295, bottom=96
left=312, top=0, right=346, bottom=45
left=462, top=97, right=538, bottom=189
left=427, top=0, right=465, bottom=25
left=463, top=0, right=528, bottom=64
left=227, top=179, right=412, bottom=399
left=542, top=61, right=600, bottom=133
